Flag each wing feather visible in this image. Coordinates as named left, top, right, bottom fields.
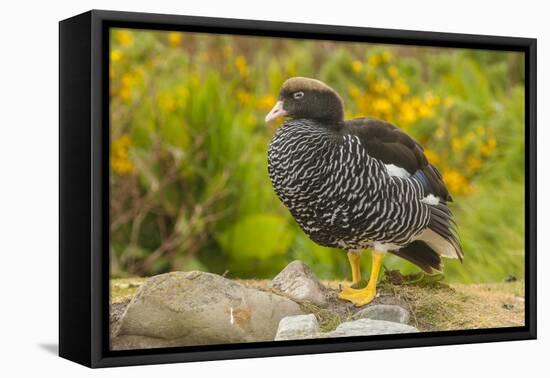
left=346, top=117, right=452, bottom=201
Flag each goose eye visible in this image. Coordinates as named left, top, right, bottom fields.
left=293, top=91, right=305, bottom=100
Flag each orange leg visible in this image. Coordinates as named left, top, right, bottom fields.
left=339, top=250, right=384, bottom=307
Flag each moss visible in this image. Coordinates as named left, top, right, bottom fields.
left=110, top=277, right=148, bottom=303
left=378, top=278, right=524, bottom=331
left=299, top=302, right=354, bottom=332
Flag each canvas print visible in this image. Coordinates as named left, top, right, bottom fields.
left=108, top=28, right=525, bottom=350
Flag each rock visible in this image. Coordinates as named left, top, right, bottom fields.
left=273, top=315, right=418, bottom=342
left=352, top=304, right=410, bottom=324
left=113, top=271, right=303, bottom=350
left=270, top=260, right=327, bottom=306
left=110, top=300, right=131, bottom=340
left=324, top=318, right=418, bottom=338
left=275, top=314, right=320, bottom=341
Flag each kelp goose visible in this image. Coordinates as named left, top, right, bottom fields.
left=266, top=77, right=462, bottom=307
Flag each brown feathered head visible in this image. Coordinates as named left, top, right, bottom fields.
left=265, top=77, right=344, bottom=123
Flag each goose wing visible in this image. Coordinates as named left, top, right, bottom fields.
left=346, top=117, right=452, bottom=202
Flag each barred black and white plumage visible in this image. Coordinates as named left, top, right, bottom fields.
left=266, top=77, right=463, bottom=275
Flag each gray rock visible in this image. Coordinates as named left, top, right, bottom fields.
left=110, top=299, right=131, bottom=341
left=353, top=304, right=410, bottom=324
left=270, top=260, right=327, bottom=306
left=113, top=271, right=303, bottom=350
left=273, top=315, right=418, bottom=342
left=275, top=314, right=320, bottom=341
left=324, top=318, right=418, bottom=338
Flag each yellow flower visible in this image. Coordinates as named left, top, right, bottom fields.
left=235, top=55, right=249, bottom=77
left=388, top=65, right=399, bottom=78
left=464, top=131, right=476, bottom=143
left=121, top=73, right=133, bottom=88
left=418, top=104, right=434, bottom=118
left=425, top=93, right=440, bottom=107
left=365, top=72, right=376, bottom=83
left=168, top=32, right=183, bottom=47
left=443, top=169, right=471, bottom=195
left=394, top=78, right=409, bottom=95
left=399, top=102, right=416, bottom=126
left=480, top=137, right=497, bottom=156
left=451, top=138, right=464, bottom=152
left=110, top=49, right=123, bottom=62
left=351, top=60, right=363, bottom=73
left=119, top=87, right=132, bottom=103
left=410, top=96, right=422, bottom=108
left=158, top=93, right=176, bottom=111
left=349, top=85, right=361, bottom=99
left=367, top=54, right=381, bottom=67
left=467, top=156, right=483, bottom=172
left=116, top=70, right=136, bottom=100
left=175, top=85, right=190, bottom=103
left=112, top=160, right=134, bottom=174
left=372, top=98, right=392, bottom=114
left=424, top=148, right=440, bottom=165
left=111, top=135, right=134, bottom=175
left=381, top=51, right=393, bottom=62
left=237, top=90, right=252, bottom=105
left=256, top=94, right=276, bottom=111
left=115, top=30, right=133, bottom=47
left=373, top=79, right=390, bottom=93
left=388, top=91, right=402, bottom=104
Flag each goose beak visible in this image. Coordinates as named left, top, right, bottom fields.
left=265, top=101, right=287, bottom=123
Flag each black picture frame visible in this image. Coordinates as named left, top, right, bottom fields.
left=59, top=9, right=537, bottom=368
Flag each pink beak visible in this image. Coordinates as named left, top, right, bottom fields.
left=265, top=101, right=288, bottom=123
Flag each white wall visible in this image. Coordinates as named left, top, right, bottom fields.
left=0, top=0, right=546, bottom=376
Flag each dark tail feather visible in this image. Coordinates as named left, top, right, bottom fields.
left=390, top=241, right=442, bottom=274
left=428, top=203, right=464, bottom=261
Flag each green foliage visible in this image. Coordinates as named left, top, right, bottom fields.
left=109, top=29, right=525, bottom=283
left=218, top=214, right=292, bottom=268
